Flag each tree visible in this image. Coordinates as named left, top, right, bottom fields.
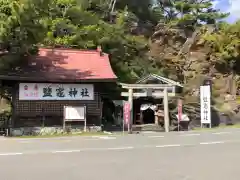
left=0, top=0, right=239, bottom=126
left=0, top=0, right=50, bottom=69
left=40, top=0, right=152, bottom=82
left=0, top=0, right=51, bottom=110
left=148, top=0, right=237, bottom=120
left=203, top=21, right=240, bottom=73
left=155, top=0, right=228, bottom=29
left=150, top=0, right=231, bottom=83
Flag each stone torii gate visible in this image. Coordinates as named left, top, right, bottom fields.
left=120, top=74, right=183, bottom=133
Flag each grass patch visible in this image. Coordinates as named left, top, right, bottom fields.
left=193, top=124, right=240, bottom=131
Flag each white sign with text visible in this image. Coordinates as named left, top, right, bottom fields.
left=64, top=106, right=85, bottom=120
left=19, top=83, right=94, bottom=100
left=200, top=85, right=211, bottom=124
left=63, top=106, right=86, bottom=131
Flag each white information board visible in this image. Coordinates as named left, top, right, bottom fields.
left=64, top=106, right=85, bottom=120
left=175, top=114, right=190, bottom=122
left=63, top=106, right=86, bottom=131
left=200, top=85, right=211, bottom=126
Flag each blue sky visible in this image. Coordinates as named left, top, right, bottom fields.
left=213, top=0, right=240, bottom=23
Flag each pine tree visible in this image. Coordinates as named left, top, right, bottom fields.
left=156, top=0, right=228, bottom=29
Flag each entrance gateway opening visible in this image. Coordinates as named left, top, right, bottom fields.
left=142, top=106, right=155, bottom=124
left=134, top=97, right=162, bottom=125
left=120, top=74, right=183, bottom=132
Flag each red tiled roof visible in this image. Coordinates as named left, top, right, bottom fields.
left=1, top=48, right=117, bottom=82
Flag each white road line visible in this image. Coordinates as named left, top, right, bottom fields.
left=97, top=136, right=116, bottom=140
left=179, top=133, right=200, bottom=137
left=142, top=131, right=158, bottom=134
left=91, top=136, right=116, bottom=139
left=148, top=136, right=165, bottom=138
left=52, top=150, right=81, bottom=153
left=212, top=132, right=232, bottom=135
left=106, top=147, right=134, bottom=150
left=0, top=153, right=23, bottom=156
left=156, top=144, right=181, bottom=148
left=17, top=139, right=75, bottom=143
left=200, top=141, right=224, bottom=145
left=14, top=137, right=77, bottom=141
left=0, top=140, right=235, bottom=156
left=103, top=131, right=113, bottom=135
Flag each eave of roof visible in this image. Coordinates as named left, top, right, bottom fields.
left=136, top=74, right=183, bottom=87
left=0, top=47, right=118, bottom=82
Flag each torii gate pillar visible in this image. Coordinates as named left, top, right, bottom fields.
left=163, top=88, right=170, bottom=132
left=128, top=88, right=133, bottom=133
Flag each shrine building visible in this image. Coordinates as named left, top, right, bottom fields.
left=0, top=47, right=117, bottom=134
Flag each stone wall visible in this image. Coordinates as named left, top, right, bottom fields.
left=11, top=125, right=102, bottom=136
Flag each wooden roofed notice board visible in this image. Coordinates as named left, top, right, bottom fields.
left=63, top=106, right=86, bottom=131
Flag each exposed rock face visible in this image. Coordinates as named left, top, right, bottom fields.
left=150, top=24, right=239, bottom=122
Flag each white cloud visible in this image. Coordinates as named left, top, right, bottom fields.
left=228, top=0, right=240, bottom=18
left=212, top=0, right=220, bottom=8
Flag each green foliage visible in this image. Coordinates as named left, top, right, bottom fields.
left=0, top=0, right=50, bottom=70
left=204, top=20, right=240, bottom=71
left=39, top=0, right=152, bottom=82
left=1, top=0, right=240, bottom=122
left=156, top=0, right=228, bottom=28
left=0, top=0, right=237, bottom=84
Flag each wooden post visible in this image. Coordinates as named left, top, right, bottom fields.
left=128, top=88, right=133, bottom=133
left=163, top=88, right=170, bottom=132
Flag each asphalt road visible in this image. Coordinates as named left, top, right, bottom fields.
left=1, top=128, right=240, bottom=180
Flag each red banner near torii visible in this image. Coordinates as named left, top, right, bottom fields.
left=123, top=102, right=130, bottom=126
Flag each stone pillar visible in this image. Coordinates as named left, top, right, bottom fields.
left=155, top=113, right=158, bottom=125
left=163, top=88, right=170, bottom=132
left=128, top=88, right=133, bottom=133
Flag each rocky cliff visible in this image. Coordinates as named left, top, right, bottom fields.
left=150, top=24, right=240, bottom=124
